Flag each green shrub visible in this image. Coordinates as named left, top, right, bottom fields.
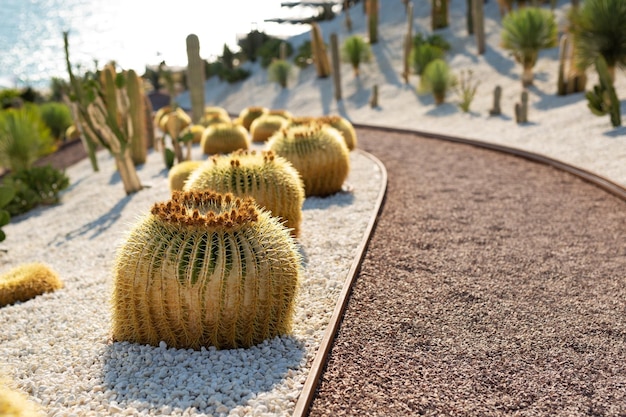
left=419, top=59, right=458, bottom=105
left=48, top=77, right=68, bottom=102
left=39, top=102, right=73, bottom=142
left=0, top=104, right=55, bottom=172
left=411, top=43, right=445, bottom=76
left=268, top=59, right=292, bottom=88
left=454, top=69, right=480, bottom=113
left=0, top=183, right=15, bottom=242
left=412, top=33, right=451, bottom=53
left=293, top=40, right=313, bottom=68
left=341, top=35, right=372, bottom=77
left=258, top=38, right=294, bottom=68
left=2, top=165, right=69, bottom=216
left=0, top=89, right=21, bottom=109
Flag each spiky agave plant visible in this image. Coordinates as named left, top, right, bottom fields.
left=0, top=263, right=63, bottom=307
left=341, top=35, right=372, bottom=77
left=267, top=123, right=350, bottom=197
left=268, top=59, right=292, bottom=88
left=200, top=122, right=250, bottom=155
left=500, top=7, right=558, bottom=86
left=419, top=58, right=458, bottom=105
left=184, top=150, right=305, bottom=236
left=568, top=0, right=626, bottom=83
left=111, top=190, right=301, bottom=350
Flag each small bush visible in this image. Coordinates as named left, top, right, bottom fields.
left=39, top=102, right=73, bottom=142
left=410, top=43, right=445, bottom=76
left=341, top=35, right=372, bottom=76
left=2, top=165, right=69, bottom=216
left=268, top=59, right=293, bottom=88
left=412, top=33, right=451, bottom=52
left=419, top=59, right=458, bottom=105
left=454, top=69, right=480, bottom=113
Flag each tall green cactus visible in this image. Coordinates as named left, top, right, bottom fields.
left=367, top=0, right=379, bottom=44
left=126, top=69, right=148, bottom=165
left=585, top=55, right=622, bottom=127
left=112, top=190, right=301, bottom=350
left=310, top=23, right=332, bottom=78
left=184, top=150, right=305, bottom=236
left=186, top=34, right=205, bottom=125
left=63, top=32, right=143, bottom=194
left=267, top=123, right=350, bottom=197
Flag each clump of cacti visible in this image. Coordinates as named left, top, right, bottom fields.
left=200, top=122, right=250, bottom=155
left=204, top=106, right=230, bottom=120
left=267, top=123, right=350, bottom=197
left=111, top=190, right=301, bottom=350
left=316, top=115, right=358, bottom=150
left=515, top=89, right=529, bottom=123
left=250, top=114, right=289, bottom=143
left=168, top=160, right=204, bottom=191
left=184, top=150, right=305, bottom=236
left=0, top=263, right=63, bottom=307
left=238, top=106, right=269, bottom=131
left=585, top=55, right=622, bottom=128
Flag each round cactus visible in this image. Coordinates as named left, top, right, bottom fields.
left=0, top=376, right=41, bottom=417
left=238, top=106, right=269, bottom=131
left=250, top=114, right=289, bottom=143
left=184, top=150, right=305, bottom=236
left=316, top=115, right=357, bottom=150
left=289, top=115, right=316, bottom=127
left=153, top=105, right=173, bottom=133
left=112, top=190, right=301, bottom=350
left=164, top=107, right=192, bottom=139
left=203, top=105, right=230, bottom=119
left=168, top=160, right=204, bottom=191
left=180, top=124, right=204, bottom=144
left=267, top=123, right=350, bottom=197
left=268, top=109, right=293, bottom=121
left=0, top=263, right=63, bottom=308
left=199, top=112, right=231, bottom=128
left=200, top=122, right=250, bottom=155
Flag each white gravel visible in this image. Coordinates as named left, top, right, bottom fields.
left=0, top=142, right=384, bottom=417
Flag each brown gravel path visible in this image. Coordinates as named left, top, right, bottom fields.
left=307, top=128, right=626, bottom=417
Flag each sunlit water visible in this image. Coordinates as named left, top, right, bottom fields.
left=0, top=0, right=328, bottom=89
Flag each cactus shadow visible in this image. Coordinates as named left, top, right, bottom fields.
left=425, top=102, right=458, bottom=117
left=101, top=336, right=305, bottom=414
left=481, top=44, right=517, bottom=78
left=303, top=188, right=355, bottom=210
left=603, top=125, right=626, bottom=138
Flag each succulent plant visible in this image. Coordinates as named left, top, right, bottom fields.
left=200, top=112, right=231, bottom=128
left=186, top=34, right=206, bottom=125
left=238, top=106, right=269, bottom=131
left=316, top=115, right=357, bottom=150
left=111, top=190, right=301, bottom=350
left=0, top=263, right=63, bottom=307
left=0, top=375, right=42, bottom=417
left=267, top=123, right=350, bottom=197
left=180, top=124, right=205, bottom=145
left=267, top=109, right=293, bottom=121
left=250, top=114, right=289, bottom=143
left=168, top=160, right=204, bottom=191
left=184, top=150, right=305, bottom=236
left=204, top=106, right=230, bottom=119
left=200, top=122, right=250, bottom=155
left=126, top=69, right=148, bottom=165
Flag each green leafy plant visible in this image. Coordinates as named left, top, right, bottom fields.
left=3, top=165, right=70, bottom=216
left=501, top=7, right=558, bottom=86
left=39, top=102, right=73, bottom=143
left=568, top=0, right=626, bottom=83
left=419, top=58, right=458, bottom=105
left=454, top=69, right=480, bottom=112
left=0, top=104, right=55, bottom=173
left=410, top=43, right=445, bottom=76
left=341, top=35, right=372, bottom=77
left=412, top=32, right=451, bottom=53
left=0, top=183, right=15, bottom=242
left=268, top=59, right=292, bottom=88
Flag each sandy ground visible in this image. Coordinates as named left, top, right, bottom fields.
left=177, top=0, right=626, bottom=188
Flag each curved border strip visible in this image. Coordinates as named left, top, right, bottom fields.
left=292, top=149, right=388, bottom=417
left=356, top=124, right=626, bottom=202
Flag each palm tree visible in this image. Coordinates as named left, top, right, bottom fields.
left=568, top=0, right=626, bottom=83
left=500, top=7, right=558, bottom=86
left=341, top=35, right=372, bottom=77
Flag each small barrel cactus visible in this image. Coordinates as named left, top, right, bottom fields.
left=112, top=190, right=301, bottom=350
left=0, top=376, right=42, bottom=417
left=267, top=109, right=293, bottom=121
left=200, top=122, right=250, bottom=155
left=184, top=150, right=305, bottom=236
left=238, top=106, right=269, bottom=131
left=168, top=160, right=204, bottom=191
left=204, top=105, right=230, bottom=119
left=267, top=123, right=350, bottom=197
left=316, top=115, right=357, bottom=150
left=0, top=263, right=63, bottom=307
left=250, top=114, right=290, bottom=143
left=200, top=112, right=231, bottom=128
left=180, top=124, right=205, bottom=144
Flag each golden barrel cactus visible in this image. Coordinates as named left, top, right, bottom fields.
left=250, top=114, right=289, bottom=143
left=267, top=124, right=350, bottom=197
left=0, top=263, right=63, bottom=307
left=168, top=160, right=204, bottom=191
left=184, top=150, right=305, bottom=236
left=238, top=106, right=269, bottom=131
left=200, top=122, right=250, bottom=155
left=316, top=115, right=357, bottom=150
left=112, top=190, right=301, bottom=350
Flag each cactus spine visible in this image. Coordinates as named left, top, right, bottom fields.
left=267, top=123, right=350, bottom=197
left=489, top=85, right=502, bottom=116
left=186, top=34, right=205, bottom=125
left=367, top=0, right=378, bottom=44
left=200, top=122, right=250, bottom=155
left=184, top=150, right=305, bottom=236
left=0, top=263, right=63, bottom=307
left=310, top=23, right=332, bottom=78
left=112, top=190, right=301, bottom=350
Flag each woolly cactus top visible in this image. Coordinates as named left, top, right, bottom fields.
left=150, top=190, right=259, bottom=230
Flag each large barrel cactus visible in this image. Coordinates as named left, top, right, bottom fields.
left=316, top=115, right=357, bottom=150
left=250, top=114, right=289, bottom=143
left=267, top=124, right=350, bottom=197
left=238, top=106, right=269, bottom=131
left=184, top=150, right=305, bottom=236
left=112, top=190, right=301, bottom=350
left=200, top=122, right=250, bottom=155
left=0, top=263, right=63, bottom=307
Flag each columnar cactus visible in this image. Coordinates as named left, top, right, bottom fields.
left=126, top=69, right=148, bottom=165
left=184, top=150, right=305, bottom=236
left=489, top=85, right=502, bottom=116
left=168, top=160, right=204, bottom=191
left=0, top=263, right=63, bottom=307
left=515, top=89, right=529, bottom=123
left=200, top=122, right=250, bottom=155
left=112, top=190, right=301, bottom=350
left=186, top=34, right=205, bottom=125
left=367, top=0, right=379, bottom=44
left=250, top=114, right=289, bottom=143
left=330, top=33, right=342, bottom=101
left=310, top=22, right=332, bottom=78
left=267, top=123, right=350, bottom=197
left=402, top=2, right=414, bottom=84
left=238, top=106, right=269, bottom=131
left=316, top=115, right=358, bottom=150
left=473, top=0, right=485, bottom=55
left=431, top=0, right=449, bottom=30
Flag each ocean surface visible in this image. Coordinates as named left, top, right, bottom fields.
left=0, top=0, right=333, bottom=89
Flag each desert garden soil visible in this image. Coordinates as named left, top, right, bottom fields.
left=307, top=128, right=626, bottom=417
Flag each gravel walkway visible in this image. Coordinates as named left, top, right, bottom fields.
left=308, top=128, right=626, bottom=417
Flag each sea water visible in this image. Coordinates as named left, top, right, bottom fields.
left=0, top=0, right=329, bottom=89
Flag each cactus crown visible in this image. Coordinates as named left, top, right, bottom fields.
left=151, top=190, right=259, bottom=229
